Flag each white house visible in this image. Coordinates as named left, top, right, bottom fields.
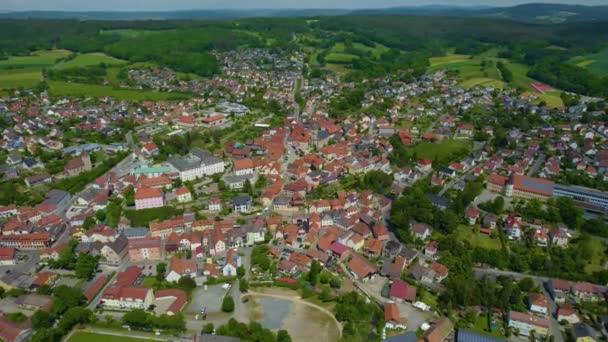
left=222, top=249, right=241, bottom=277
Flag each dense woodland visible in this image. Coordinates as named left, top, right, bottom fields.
left=1, top=16, right=608, bottom=95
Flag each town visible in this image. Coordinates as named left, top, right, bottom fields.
left=0, top=24, right=607, bottom=342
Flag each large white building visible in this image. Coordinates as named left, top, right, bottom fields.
left=169, top=148, right=224, bottom=181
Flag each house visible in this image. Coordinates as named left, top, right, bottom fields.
left=175, top=187, right=192, bottom=203
left=347, top=254, right=378, bottom=281
left=232, top=195, right=252, bottom=213
left=571, top=323, right=597, bottom=342
left=573, top=282, right=601, bottom=302
left=100, top=234, right=128, bottom=266
left=208, top=196, right=221, bottom=211
left=411, top=223, right=432, bottom=241
left=528, top=292, right=549, bottom=316
left=0, top=313, right=31, bottom=342
left=101, top=266, right=153, bottom=310
left=233, top=159, right=255, bottom=176
left=389, top=279, right=416, bottom=303
left=508, top=311, right=550, bottom=337
left=384, top=303, right=407, bottom=330
left=135, top=187, right=164, bottom=210
left=424, top=240, right=439, bottom=259
left=456, top=329, right=505, bottom=342
left=423, top=318, right=454, bottom=342
left=382, top=255, right=406, bottom=279
left=166, top=257, right=197, bottom=283
left=465, top=207, right=479, bottom=225
left=15, top=293, right=52, bottom=312
left=127, top=237, right=162, bottom=262
left=0, top=247, right=16, bottom=265
left=547, top=279, right=571, bottom=303
left=64, top=152, right=92, bottom=176
left=222, top=249, right=241, bottom=277
left=557, top=305, right=580, bottom=324
left=154, top=289, right=187, bottom=316
left=201, top=114, right=226, bottom=127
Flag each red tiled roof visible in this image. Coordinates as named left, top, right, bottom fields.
left=155, top=289, right=187, bottom=314
left=390, top=279, right=417, bottom=302
left=135, top=187, right=163, bottom=200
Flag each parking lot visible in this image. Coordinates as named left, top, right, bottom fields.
left=187, top=284, right=230, bottom=314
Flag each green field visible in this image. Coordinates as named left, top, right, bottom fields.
left=409, top=139, right=471, bottom=162
left=68, top=331, right=156, bottom=342
left=47, top=80, right=190, bottom=100
left=325, top=53, right=358, bottom=64
left=331, top=42, right=389, bottom=58
left=568, top=47, right=608, bottom=76
left=430, top=51, right=564, bottom=107
left=54, top=53, right=127, bottom=70
left=0, top=68, right=42, bottom=89
left=0, top=49, right=71, bottom=69
left=453, top=225, right=502, bottom=250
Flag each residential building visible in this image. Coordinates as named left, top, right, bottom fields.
left=508, top=311, right=550, bottom=337
left=135, top=187, right=164, bottom=210
left=127, top=237, right=162, bottom=262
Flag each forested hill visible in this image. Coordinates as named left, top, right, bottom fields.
left=0, top=15, right=607, bottom=97
left=2, top=4, right=608, bottom=23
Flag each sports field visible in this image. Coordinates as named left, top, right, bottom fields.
left=67, top=331, right=157, bottom=342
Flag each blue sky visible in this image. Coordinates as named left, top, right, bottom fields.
left=0, top=0, right=605, bottom=11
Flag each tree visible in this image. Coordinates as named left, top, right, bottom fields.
left=125, top=185, right=135, bottom=206
left=95, top=210, right=106, bottom=222
left=122, top=309, right=151, bottom=328
left=82, top=216, right=96, bottom=230
left=239, top=278, right=249, bottom=293
left=36, top=284, right=52, bottom=295
left=236, top=265, right=245, bottom=279
left=52, top=285, right=84, bottom=315
left=57, top=307, right=93, bottom=333
left=243, top=179, right=253, bottom=195
left=202, top=323, right=214, bottom=334
left=156, top=262, right=167, bottom=281
left=31, top=311, right=54, bottom=330
left=178, top=276, right=196, bottom=289
left=222, top=295, right=235, bottom=313
left=74, top=253, right=99, bottom=279
left=308, top=260, right=322, bottom=286
left=277, top=330, right=292, bottom=342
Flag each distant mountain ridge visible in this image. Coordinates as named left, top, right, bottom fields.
left=1, top=3, right=607, bottom=23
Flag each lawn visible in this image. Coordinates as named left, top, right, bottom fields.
left=47, top=81, right=190, bottom=100
left=471, top=314, right=505, bottom=339
left=141, top=276, right=157, bottom=287
left=537, top=90, right=564, bottom=108
left=0, top=68, right=42, bottom=89
left=68, top=331, right=156, bottom=342
left=53, top=53, right=127, bottom=69
left=409, top=139, right=471, bottom=162
left=568, top=47, right=608, bottom=76
left=454, top=225, right=502, bottom=250
left=584, top=238, right=606, bottom=274
left=0, top=49, right=71, bottom=69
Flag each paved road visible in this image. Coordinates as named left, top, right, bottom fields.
left=527, top=153, right=546, bottom=177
